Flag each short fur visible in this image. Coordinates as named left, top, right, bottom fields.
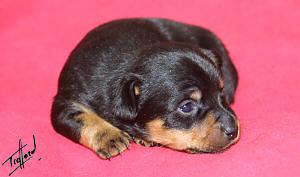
left=51, top=18, right=240, bottom=159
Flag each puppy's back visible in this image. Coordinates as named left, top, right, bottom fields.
left=57, top=18, right=238, bottom=106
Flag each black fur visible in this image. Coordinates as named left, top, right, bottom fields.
left=51, top=18, right=238, bottom=143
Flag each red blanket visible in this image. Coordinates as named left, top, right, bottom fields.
left=0, top=0, right=299, bottom=176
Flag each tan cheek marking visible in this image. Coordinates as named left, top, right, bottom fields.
left=190, top=90, right=202, bottom=101
left=146, top=118, right=191, bottom=150
left=134, top=86, right=140, bottom=96
left=146, top=114, right=220, bottom=151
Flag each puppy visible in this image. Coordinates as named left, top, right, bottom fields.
left=51, top=18, right=240, bottom=159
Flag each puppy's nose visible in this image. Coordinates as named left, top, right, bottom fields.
left=221, top=125, right=238, bottom=140
left=218, top=114, right=238, bottom=140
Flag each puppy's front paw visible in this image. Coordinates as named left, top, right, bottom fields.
left=75, top=105, right=133, bottom=160
left=133, top=137, right=157, bottom=147
left=96, top=131, right=132, bottom=159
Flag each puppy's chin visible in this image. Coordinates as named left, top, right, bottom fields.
left=145, top=114, right=240, bottom=153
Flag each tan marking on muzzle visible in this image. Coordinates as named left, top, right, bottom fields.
left=146, top=113, right=236, bottom=152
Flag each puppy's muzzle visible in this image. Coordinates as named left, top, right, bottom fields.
left=146, top=111, right=240, bottom=153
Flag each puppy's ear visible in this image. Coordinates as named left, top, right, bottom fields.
left=111, top=74, right=141, bottom=121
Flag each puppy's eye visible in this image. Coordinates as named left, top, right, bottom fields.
left=178, top=100, right=198, bottom=114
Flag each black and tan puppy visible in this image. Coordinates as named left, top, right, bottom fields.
left=51, top=18, right=240, bottom=159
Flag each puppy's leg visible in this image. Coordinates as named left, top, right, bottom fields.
left=133, top=137, right=157, bottom=147
left=76, top=104, right=132, bottom=159
left=51, top=99, right=131, bottom=159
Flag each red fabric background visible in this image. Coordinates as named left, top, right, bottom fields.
left=1, top=0, right=299, bottom=176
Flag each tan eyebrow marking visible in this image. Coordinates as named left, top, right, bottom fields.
left=134, top=86, right=140, bottom=96
left=190, top=90, right=202, bottom=101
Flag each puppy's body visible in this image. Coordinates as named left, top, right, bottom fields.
left=52, top=18, right=239, bottom=159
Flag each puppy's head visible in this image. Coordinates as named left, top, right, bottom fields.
left=111, top=43, right=240, bottom=153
